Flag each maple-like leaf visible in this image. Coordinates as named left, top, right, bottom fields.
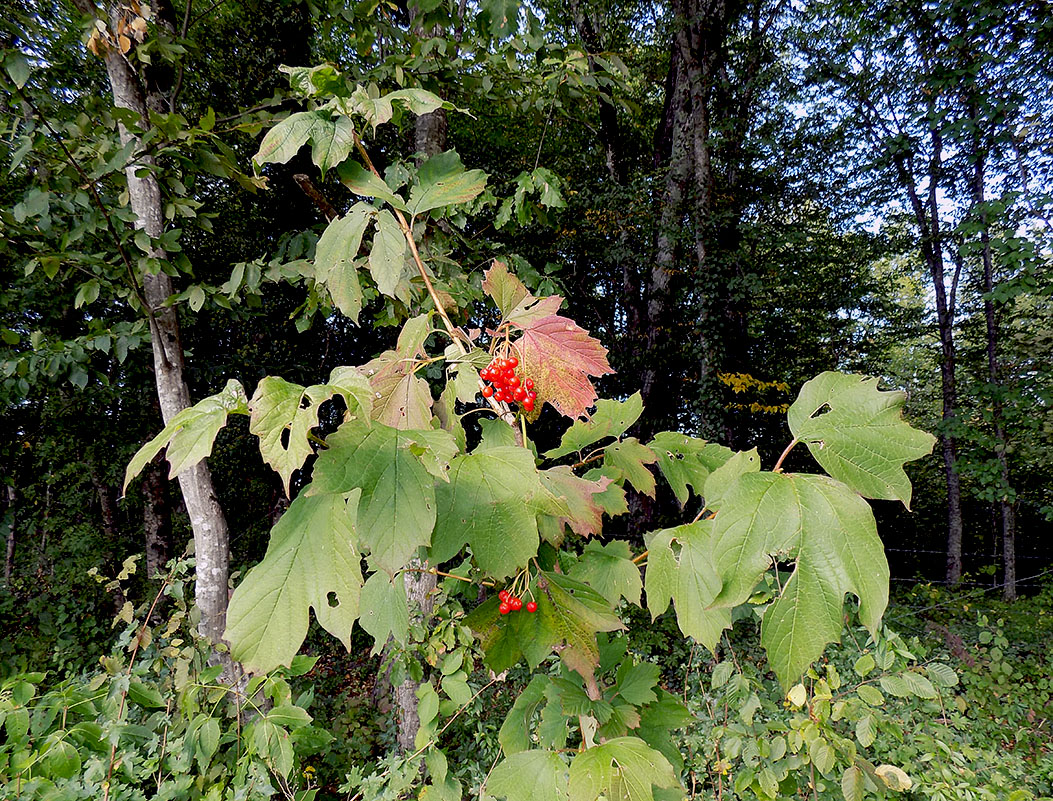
left=513, top=314, right=613, bottom=420
left=537, top=466, right=612, bottom=539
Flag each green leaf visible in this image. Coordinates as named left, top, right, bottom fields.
left=407, top=150, right=487, bottom=216
left=310, top=114, right=355, bottom=176
left=648, top=433, right=733, bottom=507
left=4, top=51, right=31, bottom=89
left=498, top=675, right=549, bottom=754
left=386, top=87, right=446, bottom=116
left=569, top=540, right=642, bottom=606
left=358, top=572, right=409, bottom=653
left=309, top=420, right=447, bottom=574
left=482, top=260, right=531, bottom=318
left=568, top=737, right=682, bottom=801
left=127, top=680, right=166, bottom=708
left=197, top=717, right=220, bottom=766
left=856, top=684, right=884, bottom=706
left=255, top=111, right=327, bottom=167
left=249, top=375, right=368, bottom=496
left=267, top=704, right=313, bottom=728
left=542, top=572, right=625, bottom=680
left=701, top=448, right=760, bottom=510
left=337, top=160, right=407, bottom=209
left=544, top=394, right=644, bottom=459
left=643, top=529, right=676, bottom=619
left=671, top=521, right=730, bottom=649
left=489, top=751, right=569, bottom=801
left=314, top=206, right=371, bottom=322
left=787, top=372, right=936, bottom=508
left=225, top=492, right=362, bottom=673
left=926, top=662, right=958, bottom=687
left=842, top=765, right=864, bottom=801
left=613, top=660, right=660, bottom=706
left=855, top=714, right=876, bottom=747
left=43, top=738, right=81, bottom=779
left=709, top=472, right=889, bottom=688
left=367, top=209, right=408, bottom=297
left=603, top=439, right=657, bottom=497
left=430, top=446, right=549, bottom=578
left=123, top=379, right=248, bottom=493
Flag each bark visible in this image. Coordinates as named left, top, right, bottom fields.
left=971, top=148, right=1017, bottom=600
left=890, top=114, right=964, bottom=586
left=637, top=0, right=740, bottom=438
left=143, top=456, right=172, bottom=578
left=89, top=464, right=119, bottom=539
left=70, top=0, right=233, bottom=647
left=3, top=485, right=14, bottom=583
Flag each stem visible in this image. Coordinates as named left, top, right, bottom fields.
left=352, top=132, right=522, bottom=443
left=632, top=550, right=648, bottom=564
left=772, top=438, right=798, bottom=473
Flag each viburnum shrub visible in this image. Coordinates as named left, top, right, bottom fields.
left=122, top=67, right=938, bottom=801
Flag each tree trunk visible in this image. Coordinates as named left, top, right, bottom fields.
left=3, top=485, right=14, bottom=583
left=971, top=150, right=1017, bottom=600
left=143, top=456, right=172, bottom=578
left=89, top=464, right=119, bottom=539
left=70, top=0, right=232, bottom=648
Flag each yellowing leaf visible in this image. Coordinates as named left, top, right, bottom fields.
left=123, top=379, right=248, bottom=494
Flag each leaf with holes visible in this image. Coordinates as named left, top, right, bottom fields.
left=545, top=394, right=644, bottom=459
left=787, top=372, right=936, bottom=508
left=602, top=438, right=657, bottom=497
left=225, top=491, right=362, bottom=673
left=249, top=371, right=371, bottom=496
left=123, top=379, right=248, bottom=494
left=568, top=737, right=681, bottom=801
left=254, top=111, right=326, bottom=167
left=648, top=432, right=733, bottom=507
left=709, top=472, right=889, bottom=687
left=309, top=419, right=451, bottom=574
left=512, top=314, right=612, bottom=420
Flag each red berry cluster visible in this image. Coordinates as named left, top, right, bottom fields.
left=480, top=356, right=537, bottom=412
left=498, top=589, right=537, bottom=615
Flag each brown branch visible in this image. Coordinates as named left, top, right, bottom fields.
left=293, top=174, right=339, bottom=221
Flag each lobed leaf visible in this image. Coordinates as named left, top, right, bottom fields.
left=648, top=432, right=734, bottom=507
left=787, top=372, right=936, bottom=508
left=568, top=737, right=682, bottom=801
left=225, top=492, right=362, bottom=673
left=123, top=379, right=248, bottom=494
left=544, top=393, right=644, bottom=459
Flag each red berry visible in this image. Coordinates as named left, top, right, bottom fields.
left=523, top=399, right=535, bottom=412
left=482, top=385, right=494, bottom=398
left=526, top=601, right=537, bottom=613
left=508, top=375, right=520, bottom=388
left=499, top=602, right=511, bottom=615
left=524, top=378, right=534, bottom=390
left=507, top=356, right=519, bottom=368
left=527, top=390, right=537, bottom=400
left=510, top=597, right=523, bottom=611
left=499, top=590, right=509, bottom=602
left=513, top=387, right=527, bottom=402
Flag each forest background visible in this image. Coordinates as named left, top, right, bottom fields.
left=1, top=0, right=1052, bottom=797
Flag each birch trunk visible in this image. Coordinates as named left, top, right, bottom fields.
left=70, top=0, right=232, bottom=648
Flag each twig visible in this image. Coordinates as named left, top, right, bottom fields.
left=772, top=438, right=797, bottom=472
left=351, top=131, right=522, bottom=441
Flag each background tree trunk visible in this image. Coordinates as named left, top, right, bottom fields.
left=3, top=485, right=14, bottom=583
left=143, top=456, right=172, bottom=578
left=70, top=0, right=233, bottom=648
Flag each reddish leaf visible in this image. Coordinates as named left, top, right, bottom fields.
left=513, top=314, right=613, bottom=420
left=538, top=466, right=612, bottom=538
